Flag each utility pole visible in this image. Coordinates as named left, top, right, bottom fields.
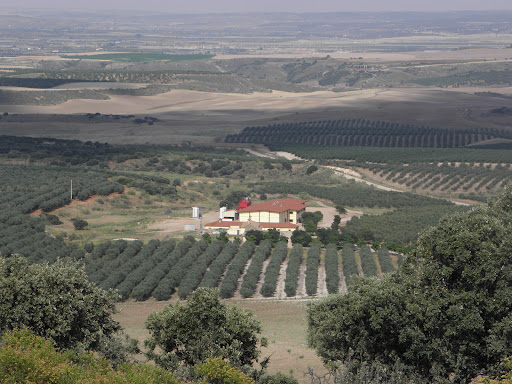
left=70, top=179, right=73, bottom=200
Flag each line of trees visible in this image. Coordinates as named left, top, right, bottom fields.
left=219, top=242, right=256, bottom=299
left=324, top=244, right=340, bottom=294
left=305, top=244, right=321, bottom=296
left=178, top=240, right=225, bottom=300
left=225, top=119, right=511, bottom=148
left=239, top=240, right=273, bottom=298
left=152, top=240, right=209, bottom=301
left=260, top=242, right=288, bottom=297
left=199, top=241, right=240, bottom=289
left=284, top=244, right=304, bottom=297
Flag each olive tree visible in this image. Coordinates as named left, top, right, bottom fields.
left=308, top=187, right=512, bottom=383
left=145, top=288, right=266, bottom=369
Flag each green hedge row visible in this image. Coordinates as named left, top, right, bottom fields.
left=219, top=242, right=256, bottom=299
left=152, top=240, right=209, bottom=301
left=341, top=244, right=358, bottom=287
left=131, top=237, right=195, bottom=301
left=359, top=245, right=378, bottom=277
left=377, top=247, right=395, bottom=274
left=284, top=244, right=304, bottom=297
left=324, top=244, right=340, bottom=294
left=115, top=240, right=176, bottom=300
left=199, top=242, right=240, bottom=289
left=178, top=241, right=225, bottom=300
left=239, top=240, right=273, bottom=298
left=260, top=242, right=288, bottom=297
left=305, top=244, right=321, bottom=296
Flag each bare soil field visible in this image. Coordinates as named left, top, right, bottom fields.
left=2, top=87, right=511, bottom=145
left=216, top=47, right=512, bottom=62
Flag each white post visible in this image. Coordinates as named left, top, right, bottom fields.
left=70, top=179, right=73, bottom=200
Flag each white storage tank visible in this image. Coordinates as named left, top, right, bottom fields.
left=219, top=206, right=227, bottom=219
left=192, top=207, right=200, bottom=218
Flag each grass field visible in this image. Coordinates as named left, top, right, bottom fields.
left=113, top=299, right=326, bottom=382
left=62, top=53, right=215, bottom=62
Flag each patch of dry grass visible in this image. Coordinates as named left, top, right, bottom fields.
left=113, top=299, right=326, bottom=382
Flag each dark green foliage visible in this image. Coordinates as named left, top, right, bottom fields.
left=324, top=244, right=340, bottom=294
left=341, top=244, right=358, bottom=287
left=305, top=244, right=321, bottom=296
left=359, top=245, right=377, bottom=277
left=268, top=144, right=512, bottom=163
left=377, top=247, right=395, bottom=274
left=115, top=240, right=175, bottom=300
left=177, top=241, right=225, bottom=300
left=284, top=244, right=304, bottom=297
left=0, top=135, right=143, bottom=167
left=93, top=241, right=144, bottom=288
left=291, top=229, right=312, bottom=246
left=263, top=229, right=289, bottom=245
left=86, top=240, right=129, bottom=279
left=245, top=229, right=265, bottom=245
left=145, top=288, right=264, bottom=369
left=315, top=228, right=341, bottom=246
left=364, top=161, right=511, bottom=194
left=308, top=187, right=512, bottom=383
left=200, top=241, right=240, bottom=289
left=343, top=205, right=467, bottom=244
left=152, top=240, right=209, bottom=301
left=301, top=211, right=323, bottom=225
left=226, top=119, right=512, bottom=151
left=306, top=165, right=318, bottom=175
left=240, top=240, right=273, bottom=298
left=97, top=240, right=158, bottom=292
left=260, top=242, right=288, bottom=297
left=0, top=256, right=121, bottom=353
left=220, top=190, right=250, bottom=209
left=260, top=182, right=452, bottom=210
left=83, top=242, right=94, bottom=253
left=131, top=237, right=194, bottom=301
left=40, top=213, right=62, bottom=225
left=331, top=215, right=341, bottom=230
left=219, top=242, right=256, bottom=298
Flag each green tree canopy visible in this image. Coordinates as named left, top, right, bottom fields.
left=291, top=230, right=312, bottom=247
left=308, top=187, right=512, bottom=383
left=0, top=256, right=122, bottom=354
left=145, top=288, right=266, bottom=370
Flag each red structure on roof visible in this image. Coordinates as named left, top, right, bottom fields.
left=237, top=197, right=252, bottom=209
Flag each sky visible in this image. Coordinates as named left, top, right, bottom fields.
left=2, top=0, right=512, bottom=13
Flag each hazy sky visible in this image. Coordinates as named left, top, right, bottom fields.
left=2, top=0, right=512, bottom=13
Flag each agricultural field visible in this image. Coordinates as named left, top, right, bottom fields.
left=61, top=53, right=215, bottom=62
left=0, top=136, right=418, bottom=298
left=1, top=9, right=512, bottom=382
left=226, top=119, right=512, bottom=149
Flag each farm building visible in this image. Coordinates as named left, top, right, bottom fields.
left=204, top=198, right=306, bottom=235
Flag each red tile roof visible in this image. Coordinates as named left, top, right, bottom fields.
left=238, top=199, right=306, bottom=213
